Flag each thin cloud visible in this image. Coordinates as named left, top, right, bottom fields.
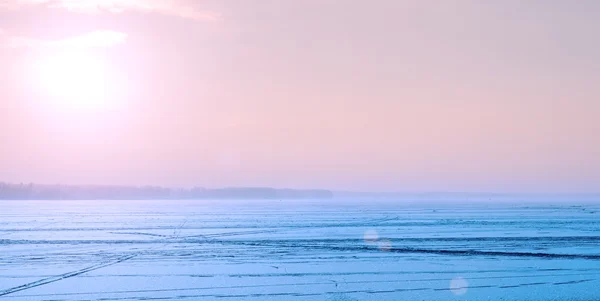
left=3, top=30, right=128, bottom=49
left=0, top=0, right=221, bottom=21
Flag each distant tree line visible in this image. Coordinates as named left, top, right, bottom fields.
left=0, top=182, right=333, bottom=200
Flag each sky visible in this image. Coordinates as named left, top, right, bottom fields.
left=1, top=0, right=599, bottom=193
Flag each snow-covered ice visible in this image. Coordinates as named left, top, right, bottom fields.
left=1, top=199, right=600, bottom=300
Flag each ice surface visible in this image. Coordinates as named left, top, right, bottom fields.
left=1, top=199, right=599, bottom=300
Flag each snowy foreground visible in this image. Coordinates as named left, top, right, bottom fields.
left=1, top=200, right=600, bottom=300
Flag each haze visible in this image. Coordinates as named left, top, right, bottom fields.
left=1, top=0, right=599, bottom=193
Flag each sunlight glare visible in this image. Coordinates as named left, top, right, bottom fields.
left=36, top=49, right=114, bottom=111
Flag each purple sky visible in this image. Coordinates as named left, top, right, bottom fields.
left=1, top=1, right=599, bottom=192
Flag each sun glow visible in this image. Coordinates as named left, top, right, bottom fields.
left=35, top=49, right=116, bottom=111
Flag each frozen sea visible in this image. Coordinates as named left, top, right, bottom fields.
left=1, top=199, right=600, bottom=300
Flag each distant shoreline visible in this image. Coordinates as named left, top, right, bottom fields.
left=1, top=182, right=599, bottom=202
left=0, top=182, right=333, bottom=200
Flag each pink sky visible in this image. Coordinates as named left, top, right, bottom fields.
left=1, top=1, right=599, bottom=192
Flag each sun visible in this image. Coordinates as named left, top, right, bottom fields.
left=36, top=49, right=111, bottom=111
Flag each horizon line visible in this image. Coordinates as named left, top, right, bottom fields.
left=2, top=181, right=600, bottom=196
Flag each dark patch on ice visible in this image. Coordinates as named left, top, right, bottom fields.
left=230, top=240, right=600, bottom=260
left=110, top=231, right=167, bottom=237
left=554, top=279, right=594, bottom=285
left=327, top=293, right=358, bottom=301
